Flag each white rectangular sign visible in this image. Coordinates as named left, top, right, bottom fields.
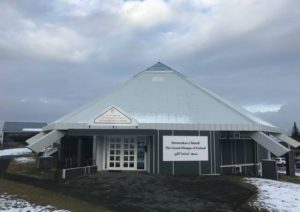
left=163, top=136, right=208, bottom=161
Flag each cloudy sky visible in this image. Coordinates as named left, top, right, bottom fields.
left=0, top=0, right=299, bottom=132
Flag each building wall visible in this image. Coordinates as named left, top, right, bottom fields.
left=153, top=130, right=269, bottom=176
left=65, top=129, right=270, bottom=176
left=60, top=135, right=93, bottom=168
left=3, top=132, right=39, bottom=143
left=219, top=133, right=269, bottom=175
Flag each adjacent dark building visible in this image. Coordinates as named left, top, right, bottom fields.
left=1, top=121, right=47, bottom=146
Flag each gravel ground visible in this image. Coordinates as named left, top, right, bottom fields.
left=59, top=172, right=255, bottom=212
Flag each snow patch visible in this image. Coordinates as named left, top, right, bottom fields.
left=14, top=157, right=36, bottom=164
left=245, top=177, right=300, bottom=212
left=0, top=148, right=32, bottom=157
left=0, top=193, right=69, bottom=211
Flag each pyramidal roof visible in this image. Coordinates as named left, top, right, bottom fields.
left=45, top=62, right=280, bottom=132
left=145, top=62, right=173, bottom=71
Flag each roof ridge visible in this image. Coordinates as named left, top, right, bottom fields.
left=145, top=62, right=173, bottom=71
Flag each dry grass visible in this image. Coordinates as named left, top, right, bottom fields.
left=215, top=175, right=259, bottom=211
left=0, top=178, right=110, bottom=212
left=279, top=174, right=300, bottom=184
left=6, top=154, right=56, bottom=180
left=2, top=154, right=110, bottom=211
left=7, top=155, right=37, bottom=172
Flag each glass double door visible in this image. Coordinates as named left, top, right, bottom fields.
left=107, top=136, right=146, bottom=171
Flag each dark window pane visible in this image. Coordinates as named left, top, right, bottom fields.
left=137, top=162, right=144, bottom=170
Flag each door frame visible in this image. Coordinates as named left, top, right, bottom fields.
left=103, top=135, right=147, bottom=171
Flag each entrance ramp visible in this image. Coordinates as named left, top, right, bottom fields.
left=43, top=147, right=58, bottom=156
left=26, top=130, right=65, bottom=153
left=249, top=132, right=289, bottom=157
left=272, top=133, right=300, bottom=148
left=26, top=131, right=47, bottom=145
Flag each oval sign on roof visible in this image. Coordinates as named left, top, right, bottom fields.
left=94, top=107, right=132, bottom=124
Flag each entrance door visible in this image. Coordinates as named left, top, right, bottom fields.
left=107, top=136, right=122, bottom=170
left=106, top=136, right=137, bottom=170
left=122, top=136, right=136, bottom=170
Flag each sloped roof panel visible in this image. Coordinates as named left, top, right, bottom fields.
left=51, top=63, right=279, bottom=132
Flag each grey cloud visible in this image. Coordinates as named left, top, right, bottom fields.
left=0, top=0, right=299, bottom=131
left=255, top=101, right=300, bottom=133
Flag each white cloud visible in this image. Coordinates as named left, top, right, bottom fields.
left=121, top=0, right=173, bottom=29
left=57, top=0, right=99, bottom=16
left=38, top=97, right=65, bottom=105
left=155, top=0, right=290, bottom=58
left=19, top=97, right=64, bottom=105
left=55, top=0, right=122, bottom=16
left=20, top=98, right=28, bottom=103
left=24, top=25, right=93, bottom=62
left=0, top=20, right=93, bottom=62
left=0, top=0, right=295, bottom=62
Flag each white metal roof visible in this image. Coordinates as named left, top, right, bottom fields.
left=44, top=62, right=281, bottom=132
